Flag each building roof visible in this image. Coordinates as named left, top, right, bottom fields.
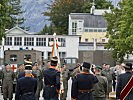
left=5, top=26, right=30, bottom=36
left=70, top=13, right=107, bottom=28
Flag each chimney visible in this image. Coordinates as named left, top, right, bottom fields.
left=90, top=0, right=95, bottom=14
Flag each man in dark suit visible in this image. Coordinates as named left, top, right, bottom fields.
left=116, top=63, right=133, bottom=100
left=43, top=56, right=60, bottom=100
left=71, top=62, right=98, bottom=100
left=15, top=67, right=37, bottom=100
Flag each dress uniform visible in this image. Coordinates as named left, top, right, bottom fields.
left=32, top=63, right=43, bottom=100
left=17, top=62, right=36, bottom=79
left=43, top=57, right=60, bottom=100
left=116, top=63, right=133, bottom=100
left=71, top=62, right=98, bottom=100
left=93, top=66, right=108, bottom=100
left=15, top=67, right=37, bottom=100
left=2, top=64, right=14, bottom=100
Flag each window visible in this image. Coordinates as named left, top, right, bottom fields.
left=103, top=29, right=106, bottom=32
left=5, top=37, right=12, bottom=45
left=48, top=38, right=54, bottom=46
left=85, top=38, right=89, bottom=42
left=47, top=52, right=66, bottom=60
left=47, top=52, right=52, bottom=60
left=14, top=37, right=22, bottom=46
left=72, top=22, right=77, bottom=35
left=10, top=55, right=17, bottom=62
left=98, top=29, right=102, bottom=32
left=36, top=38, right=46, bottom=46
left=89, top=29, right=93, bottom=32
left=42, top=52, right=45, bottom=60
left=24, top=54, right=31, bottom=60
left=24, top=37, right=34, bottom=46
left=102, top=39, right=106, bottom=42
left=94, top=29, right=97, bottom=32
left=85, top=29, right=88, bottom=32
left=72, top=59, right=76, bottom=64
left=59, top=52, right=66, bottom=59
left=58, top=38, right=66, bottom=47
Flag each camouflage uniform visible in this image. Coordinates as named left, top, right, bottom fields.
left=32, top=68, right=43, bottom=100
left=101, top=69, right=113, bottom=94
left=60, top=66, right=70, bottom=100
left=93, top=74, right=108, bottom=100
left=2, top=69, right=14, bottom=100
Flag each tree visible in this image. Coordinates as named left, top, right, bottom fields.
left=43, top=0, right=113, bottom=35
left=39, top=24, right=54, bottom=35
left=0, top=0, right=11, bottom=40
left=8, top=0, right=25, bottom=29
left=82, top=0, right=113, bottom=13
left=0, top=0, right=24, bottom=40
left=44, top=0, right=85, bottom=35
left=104, top=0, right=133, bottom=63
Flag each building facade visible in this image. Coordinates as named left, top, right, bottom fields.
left=68, top=8, right=111, bottom=43
left=2, top=26, right=79, bottom=62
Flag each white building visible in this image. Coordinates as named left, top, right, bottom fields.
left=68, top=8, right=111, bottom=36
left=2, top=26, right=79, bottom=60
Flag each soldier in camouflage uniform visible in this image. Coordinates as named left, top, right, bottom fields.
left=101, top=64, right=113, bottom=95
left=32, top=63, right=43, bottom=100
left=93, top=66, right=108, bottom=100
left=16, top=63, right=25, bottom=79
left=60, top=64, right=70, bottom=100
left=1, top=64, right=15, bottom=100
left=71, top=63, right=81, bottom=78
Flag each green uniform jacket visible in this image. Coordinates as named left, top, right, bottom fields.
left=101, top=69, right=113, bottom=93
left=93, top=74, right=108, bottom=98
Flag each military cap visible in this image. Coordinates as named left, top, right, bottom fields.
left=4, top=63, right=10, bottom=66
left=81, top=62, right=91, bottom=69
left=51, top=56, right=58, bottom=66
left=24, top=60, right=32, bottom=70
left=18, top=63, right=24, bottom=67
left=124, top=63, right=132, bottom=69
left=33, top=62, right=38, bottom=66
left=95, top=65, right=102, bottom=70
left=51, top=56, right=58, bottom=61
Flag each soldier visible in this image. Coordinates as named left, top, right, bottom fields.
left=32, top=62, right=43, bottom=100
left=116, top=63, right=133, bottom=100
left=101, top=64, right=113, bottom=94
left=71, top=62, right=98, bottom=100
left=2, top=64, right=15, bottom=100
left=0, top=66, right=3, bottom=93
left=43, top=57, right=60, bottom=100
left=60, top=64, right=70, bottom=100
left=18, top=62, right=36, bottom=79
left=93, top=66, right=108, bottom=100
left=16, top=63, right=25, bottom=79
left=15, top=68, right=37, bottom=100
left=71, top=63, right=81, bottom=77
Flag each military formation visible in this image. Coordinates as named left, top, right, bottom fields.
left=0, top=56, right=133, bottom=100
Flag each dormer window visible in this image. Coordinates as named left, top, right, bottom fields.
left=72, top=21, right=77, bottom=35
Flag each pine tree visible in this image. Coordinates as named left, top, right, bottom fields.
left=0, top=0, right=25, bottom=40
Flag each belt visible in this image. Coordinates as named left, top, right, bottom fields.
left=46, top=85, right=55, bottom=87
left=22, top=92, right=33, bottom=96
left=78, top=89, right=93, bottom=93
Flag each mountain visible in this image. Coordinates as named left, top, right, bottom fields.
left=20, top=0, right=51, bottom=33
left=20, top=0, right=120, bottom=33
